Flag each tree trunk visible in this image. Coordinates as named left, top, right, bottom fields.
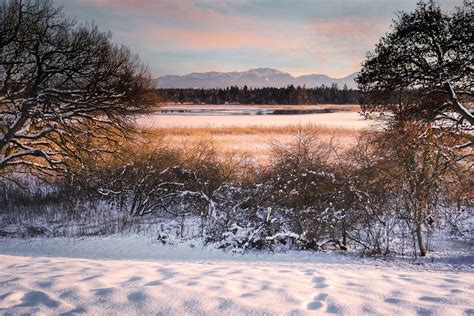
left=416, top=223, right=427, bottom=257
left=341, top=221, right=347, bottom=250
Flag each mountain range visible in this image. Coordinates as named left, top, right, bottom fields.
left=156, top=68, right=358, bottom=89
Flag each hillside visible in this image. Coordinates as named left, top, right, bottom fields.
left=156, top=68, right=358, bottom=89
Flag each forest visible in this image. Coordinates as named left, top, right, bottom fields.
left=157, top=84, right=360, bottom=105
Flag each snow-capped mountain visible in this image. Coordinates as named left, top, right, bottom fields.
left=156, top=68, right=358, bottom=89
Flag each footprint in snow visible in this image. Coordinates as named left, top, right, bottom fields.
left=307, top=275, right=331, bottom=311
left=307, top=292, right=328, bottom=311
left=312, top=276, right=329, bottom=289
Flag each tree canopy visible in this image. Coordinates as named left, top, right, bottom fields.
left=0, top=0, right=155, bottom=176
left=357, top=0, right=473, bottom=147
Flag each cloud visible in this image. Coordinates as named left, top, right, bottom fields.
left=310, top=17, right=391, bottom=45
left=57, top=0, right=465, bottom=77
left=78, top=0, right=250, bottom=27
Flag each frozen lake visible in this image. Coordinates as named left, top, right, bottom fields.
left=137, top=105, right=376, bottom=129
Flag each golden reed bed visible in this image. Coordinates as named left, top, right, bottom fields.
left=137, top=124, right=364, bottom=162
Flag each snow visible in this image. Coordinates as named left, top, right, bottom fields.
left=136, top=106, right=374, bottom=129
left=0, top=236, right=473, bottom=315
left=138, top=111, right=372, bottom=129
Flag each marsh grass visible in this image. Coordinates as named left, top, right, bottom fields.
left=134, top=124, right=362, bottom=163
left=144, top=124, right=361, bottom=137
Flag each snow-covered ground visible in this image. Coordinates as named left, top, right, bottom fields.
left=137, top=109, right=374, bottom=129
left=0, top=236, right=473, bottom=315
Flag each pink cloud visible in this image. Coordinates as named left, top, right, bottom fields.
left=80, top=0, right=250, bottom=28
left=74, top=0, right=390, bottom=77
left=80, top=0, right=387, bottom=59
left=139, top=25, right=305, bottom=53
left=309, top=16, right=391, bottom=46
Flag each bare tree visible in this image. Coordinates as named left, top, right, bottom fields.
left=0, top=0, right=155, bottom=176
left=363, top=123, right=470, bottom=256
left=357, top=1, right=473, bottom=148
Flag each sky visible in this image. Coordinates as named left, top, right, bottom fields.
left=56, top=0, right=462, bottom=78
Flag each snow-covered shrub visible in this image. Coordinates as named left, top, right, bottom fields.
left=1, top=127, right=470, bottom=258
left=264, top=132, right=353, bottom=249
left=203, top=182, right=293, bottom=251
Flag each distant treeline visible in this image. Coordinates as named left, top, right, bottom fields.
left=157, top=84, right=360, bottom=105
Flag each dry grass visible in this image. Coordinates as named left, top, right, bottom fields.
left=144, top=124, right=361, bottom=137
left=134, top=104, right=373, bottom=163
left=135, top=124, right=363, bottom=163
